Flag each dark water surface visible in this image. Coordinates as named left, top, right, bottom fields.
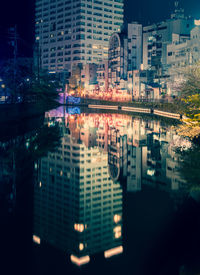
left=1, top=107, right=200, bottom=275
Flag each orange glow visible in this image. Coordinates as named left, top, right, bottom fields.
left=70, top=255, right=90, bottom=266
left=33, top=235, right=41, bottom=244
left=79, top=243, right=84, bottom=251
left=74, top=223, right=85, bottom=232
left=114, top=214, right=121, bottom=223
left=114, top=225, right=122, bottom=239
left=104, top=246, right=123, bottom=258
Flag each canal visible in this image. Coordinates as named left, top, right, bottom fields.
left=0, top=107, right=200, bottom=275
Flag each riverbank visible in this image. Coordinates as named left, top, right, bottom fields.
left=67, top=98, right=185, bottom=120
left=79, top=98, right=185, bottom=113
left=0, top=98, right=185, bottom=124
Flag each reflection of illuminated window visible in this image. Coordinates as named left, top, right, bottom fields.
left=70, top=255, right=90, bottom=266
left=74, top=223, right=85, bottom=232
left=113, top=214, right=121, bottom=223
left=33, top=235, right=40, bottom=244
left=104, top=246, right=123, bottom=258
left=114, top=225, right=122, bottom=239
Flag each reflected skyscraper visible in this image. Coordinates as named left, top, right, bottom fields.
left=33, top=116, right=123, bottom=266
left=33, top=112, right=192, bottom=265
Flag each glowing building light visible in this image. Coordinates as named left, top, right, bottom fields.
left=104, top=246, right=123, bottom=258
left=194, top=20, right=200, bottom=26
left=74, top=223, right=85, bottom=232
left=113, top=214, right=121, bottom=224
left=39, top=181, right=42, bottom=188
left=33, top=235, right=41, bottom=244
left=128, top=83, right=132, bottom=89
left=147, top=169, right=155, bottom=176
left=70, top=255, right=90, bottom=266
left=60, top=170, right=63, bottom=176
left=1, top=84, right=5, bottom=89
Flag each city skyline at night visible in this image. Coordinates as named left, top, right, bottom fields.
left=1, top=0, right=200, bottom=48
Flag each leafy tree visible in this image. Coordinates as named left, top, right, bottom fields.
left=178, top=62, right=200, bottom=139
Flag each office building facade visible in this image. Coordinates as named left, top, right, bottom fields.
left=143, top=1, right=194, bottom=73
left=35, top=0, right=124, bottom=73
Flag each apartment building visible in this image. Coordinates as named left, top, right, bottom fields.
left=167, top=25, right=200, bottom=95
left=35, top=0, right=124, bottom=73
left=143, top=1, right=194, bottom=73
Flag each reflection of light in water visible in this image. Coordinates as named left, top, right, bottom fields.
left=79, top=243, right=84, bottom=251
left=70, top=255, right=90, bottom=266
left=114, top=214, right=121, bottom=223
left=104, top=246, right=123, bottom=258
left=114, top=226, right=122, bottom=239
left=33, top=235, right=41, bottom=245
left=74, top=224, right=85, bottom=232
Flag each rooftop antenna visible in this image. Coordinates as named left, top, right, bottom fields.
left=175, top=0, right=179, bottom=9
left=171, top=0, right=184, bottom=19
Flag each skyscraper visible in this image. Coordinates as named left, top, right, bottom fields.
left=35, top=0, right=124, bottom=73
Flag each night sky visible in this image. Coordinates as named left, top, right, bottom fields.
left=0, top=0, right=200, bottom=57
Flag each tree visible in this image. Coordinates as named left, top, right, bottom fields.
left=0, top=59, right=61, bottom=105
left=177, top=62, right=200, bottom=139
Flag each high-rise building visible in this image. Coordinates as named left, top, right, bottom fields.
left=142, top=1, right=194, bottom=73
left=35, top=0, right=124, bottom=73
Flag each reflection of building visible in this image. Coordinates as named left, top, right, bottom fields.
left=108, top=128, right=127, bottom=182
left=43, top=112, right=190, bottom=205
left=33, top=119, right=123, bottom=266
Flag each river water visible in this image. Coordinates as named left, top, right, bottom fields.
left=0, top=107, right=200, bottom=275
